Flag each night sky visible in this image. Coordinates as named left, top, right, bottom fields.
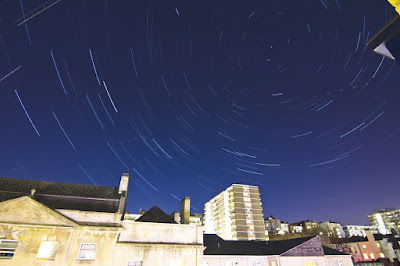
left=1, top=0, right=399, bottom=226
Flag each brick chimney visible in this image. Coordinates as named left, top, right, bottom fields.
left=365, top=229, right=375, bottom=242
left=180, top=197, right=190, bottom=224
left=118, top=173, right=129, bottom=216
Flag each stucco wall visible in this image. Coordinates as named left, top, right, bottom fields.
left=1, top=222, right=205, bottom=266
left=119, top=221, right=203, bottom=244
left=203, top=255, right=273, bottom=265
left=115, top=242, right=203, bottom=266
left=0, top=197, right=205, bottom=266
left=56, top=209, right=122, bottom=224
left=0, top=224, right=121, bottom=266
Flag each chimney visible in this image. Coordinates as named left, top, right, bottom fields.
left=139, top=209, right=146, bottom=215
left=180, top=197, right=190, bottom=224
left=171, top=211, right=180, bottom=223
left=365, top=229, right=375, bottom=242
left=118, top=173, right=129, bottom=216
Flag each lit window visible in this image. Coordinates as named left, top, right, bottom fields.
left=362, top=245, right=366, bottom=248
left=226, top=262, right=239, bottom=266
left=127, top=261, right=143, bottom=266
left=36, top=241, right=59, bottom=260
left=363, top=253, right=368, bottom=260
left=305, top=262, right=316, bottom=266
left=77, top=243, right=96, bottom=260
left=376, top=243, right=380, bottom=248
left=380, top=253, right=385, bottom=258
left=0, top=240, right=18, bottom=259
left=370, top=253, right=375, bottom=259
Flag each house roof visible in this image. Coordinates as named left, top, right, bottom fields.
left=323, top=246, right=348, bottom=256
left=0, top=176, right=121, bottom=212
left=135, top=206, right=177, bottom=224
left=203, top=234, right=318, bottom=256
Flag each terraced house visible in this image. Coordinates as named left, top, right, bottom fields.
left=0, top=174, right=204, bottom=265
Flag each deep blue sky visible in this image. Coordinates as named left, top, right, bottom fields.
left=0, top=0, right=399, bottom=226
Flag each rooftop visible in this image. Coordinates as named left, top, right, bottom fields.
left=0, top=176, right=121, bottom=212
left=204, top=234, right=341, bottom=256
left=135, top=206, right=177, bottom=224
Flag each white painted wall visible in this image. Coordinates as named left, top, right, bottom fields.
left=119, top=221, right=203, bottom=245
left=56, top=209, right=122, bottom=224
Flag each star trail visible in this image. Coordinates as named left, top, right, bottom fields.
left=0, top=0, right=399, bottom=225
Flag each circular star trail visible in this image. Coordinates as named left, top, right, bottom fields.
left=0, top=0, right=399, bottom=224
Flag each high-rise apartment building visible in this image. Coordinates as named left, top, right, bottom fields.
left=204, top=184, right=267, bottom=241
left=369, top=209, right=400, bottom=235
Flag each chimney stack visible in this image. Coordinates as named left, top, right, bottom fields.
left=180, top=197, right=190, bottom=224
left=365, top=229, right=375, bottom=242
left=118, top=173, right=129, bottom=216
left=171, top=211, right=180, bottom=223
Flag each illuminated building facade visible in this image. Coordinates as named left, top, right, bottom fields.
left=342, top=225, right=380, bottom=238
left=204, top=184, right=267, bottom=241
left=0, top=174, right=204, bottom=265
left=319, top=221, right=345, bottom=238
left=369, top=209, right=400, bottom=235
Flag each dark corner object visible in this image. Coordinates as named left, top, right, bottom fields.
left=367, top=15, right=400, bottom=63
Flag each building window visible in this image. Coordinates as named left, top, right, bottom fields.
left=36, top=241, right=59, bottom=260
left=0, top=240, right=18, bottom=259
left=377, top=243, right=380, bottom=248
left=226, top=262, right=239, bottom=266
left=362, top=244, right=366, bottom=248
left=363, top=253, right=368, bottom=260
left=77, top=243, right=96, bottom=260
left=370, top=253, right=375, bottom=259
left=380, top=253, right=385, bottom=258
left=127, top=261, right=143, bottom=266
left=305, top=262, right=316, bottom=266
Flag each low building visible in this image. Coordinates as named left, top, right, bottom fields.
left=336, top=230, right=400, bottom=264
left=290, top=224, right=304, bottom=234
left=124, top=209, right=146, bottom=221
left=0, top=174, right=204, bottom=265
left=189, top=213, right=204, bottom=226
left=343, top=225, right=380, bottom=238
left=203, top=234, right=354, bottom=266
left=280, top=221, right=290, bottom=234
left=320, top=221, right=345, bottom=238
left=265, top=216, right=282, bottom=234
left=169, top=211, right=204, bottom=226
